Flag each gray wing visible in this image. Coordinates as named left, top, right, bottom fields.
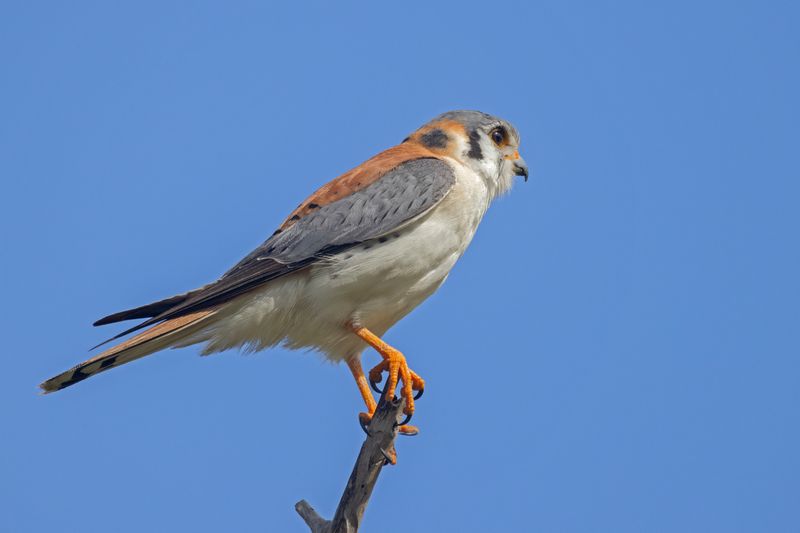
left=97, top=157, right=455, bottom=341
left=231, top=157, right=454, bottom=266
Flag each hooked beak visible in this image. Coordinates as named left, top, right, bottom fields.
left=512, top=156, right=529, bottom=182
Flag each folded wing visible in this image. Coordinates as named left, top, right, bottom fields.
left=94, top=156, right=456, bottom=344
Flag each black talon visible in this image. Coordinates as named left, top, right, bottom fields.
left=379, top=447, right=394, bottom=465
left=358, top=416, right=371, bottom=436
left=370, top=379, right=384, bottom=394
left=414, top=387, right=424, bottom=400
left=397, top=412, right=413, bottom=427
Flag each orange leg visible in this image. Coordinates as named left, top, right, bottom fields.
left=346, top=353, right=420, bottom=436
left=349, top=325, right=425, bottom=435
left=346, top=356, right=377, bottom=417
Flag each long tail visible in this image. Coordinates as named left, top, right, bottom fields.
left=39, top=309, right=218, bottom=393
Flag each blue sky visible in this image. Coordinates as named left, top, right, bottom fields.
left=2, top=1, right=798, bottom=531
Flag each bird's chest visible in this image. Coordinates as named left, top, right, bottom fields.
left=311, top=164, right=490, bottom=317
left=405, top=164, right=491, bottom=271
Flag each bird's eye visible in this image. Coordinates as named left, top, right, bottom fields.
left=490, top=127, right=506, bottom=145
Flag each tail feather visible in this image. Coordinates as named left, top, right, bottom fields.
left=40, top=309, right=218, bottom=394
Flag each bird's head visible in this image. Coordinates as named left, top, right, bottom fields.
left=405, top=110, right=528, bottom=197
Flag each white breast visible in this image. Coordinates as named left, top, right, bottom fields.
left=193, top=160, right=493, bottom=360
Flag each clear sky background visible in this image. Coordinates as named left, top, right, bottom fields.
left=2, top=2, right=798, bottom=532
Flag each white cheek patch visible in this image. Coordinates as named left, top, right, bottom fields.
left=458, top=137, right=516, bottom=199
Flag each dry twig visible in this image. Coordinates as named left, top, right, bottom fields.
left=295, top=397, right=408, bottom=533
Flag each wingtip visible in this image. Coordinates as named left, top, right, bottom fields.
left=93, top=311, right=125, bottom=327
left=93, top=312, right=134, bottom=327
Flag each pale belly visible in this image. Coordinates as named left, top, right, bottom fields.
left=306, top=203, right=473, bottom=331
left=199, top=163, right=491, bottom=360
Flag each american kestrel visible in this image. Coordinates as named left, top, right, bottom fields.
left=40, top=110, right=528, bottom=434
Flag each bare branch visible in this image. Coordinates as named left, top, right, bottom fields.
left=295, top=500, right=330, bottom=533
left=295, top=397, right=407, bottom=533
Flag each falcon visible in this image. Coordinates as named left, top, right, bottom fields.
left=40, top=110, right=529, bottom=434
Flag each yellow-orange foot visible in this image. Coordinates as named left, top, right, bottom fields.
left=346, top=354, right=420, bottom=438
left=368, top=349, right=425, bottom=422
left=348, top=325, right=425, bottom=438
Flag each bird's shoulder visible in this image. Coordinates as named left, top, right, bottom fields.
left=276, top=142, right=451, bottom=233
